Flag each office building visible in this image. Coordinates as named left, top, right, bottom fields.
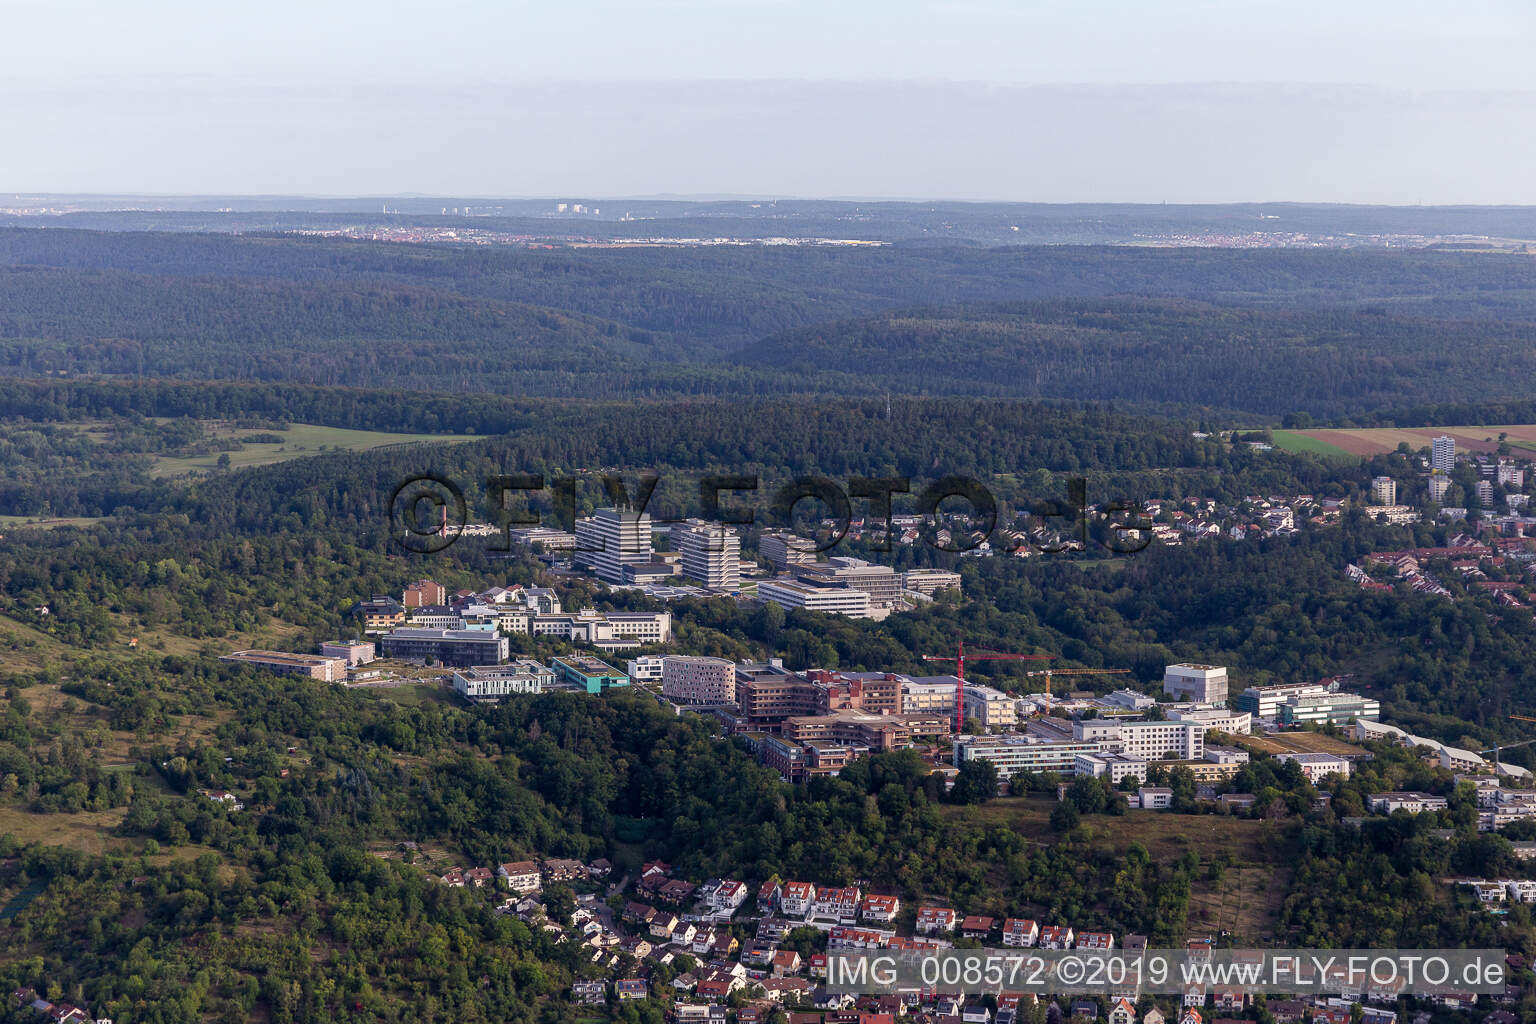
left=452, top=661, right=555, bottom=703
left=760, top=531, right=818, bottom=572
left=952, top=735, right=1104, bottom=776
left=758, top=579, right=872, bottom=618
left=320, top=640, right=375, bottom=666
left=379, top=628, right=509, bottom=668
left=661, top=656, right=737, bottom=704
left=626, top=655, right=665, bottom=683
left=902, top=568, right=963, bottom=596
left=574, top=506, right=653, bottom=584
left=674, top=520, right=741, bottom=590
left=1370, top=476, right=1397, bottom=506
left=1235, top=682, right=1332, bottom=718
left=1432, top=435, right=1456, bottom=472
left=1165, top=706, right=1252, bottom=735
left=221, top=650, right=346, bottom=682
left=1073, top=719, right=1204, bottom=761
left=551, top=654, right=630, bottom=694
left=1162, top=663, right=1229, bottom=704
left=798, top=556, right=901, bottom=607
left=1279, top=692, right=1380, bottom=727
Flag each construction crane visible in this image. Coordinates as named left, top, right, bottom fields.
left=921, top=641, right=1054, bottom=733
left=1482, top=715, right=1536, bottom=775
left=1023, top=667, right=1130, bottom=714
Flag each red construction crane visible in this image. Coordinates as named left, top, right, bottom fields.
left=920, top=641, right=1054, bottom=733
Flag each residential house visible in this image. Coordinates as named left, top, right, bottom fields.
left=1001, top=918, right=1039, bottom=947
left=758, top=879, right=782, bottom=914
left=811, top=885, right=862, bottom=923
left=1107, top=999, right=1136, bottom=1024
left=615, top=978, right=648, bottom=1001
left=773, top=950, right=804, bottom=976
left=781, top=881, right=816, bottom=918
left=960, top=916, right=995, bottom=940
left=465, top=866, right=493, bottom=888
left=498, top=860, right=541, bottom=892
left=860, top=894, right=901, bottom=922
left=1075, top=931, right=1114, bottom=950
left=649, top=911, right=681, bottom=939
left=710, top=879, right=749, bottom=913
left=542, top=857, right=588, bottom=882
left=1037, top=925, right=1074, bottom=949
left=915, top=906, right=958, bottom=935
left=570, top=981, right=605, bottom=1005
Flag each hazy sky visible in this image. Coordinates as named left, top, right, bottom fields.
left=2, top=1, right=1534, bottom=200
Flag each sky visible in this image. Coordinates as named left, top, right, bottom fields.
left=2, top=0, right=1534, bottom=201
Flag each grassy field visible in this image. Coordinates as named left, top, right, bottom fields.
left=1270, top=430, right=1358, bottom=461
left=1237, top=731, right=1367, bottom=758
left=146, top=422, right=484, bottom=477
left=1278, top=424, right=1536, bottom=459
left=0, top=515, right=107, bottom=531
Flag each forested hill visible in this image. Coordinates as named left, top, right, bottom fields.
left=4, top=228, right=1536, bottom=411
left=734, top=299, right=1536, bottom=418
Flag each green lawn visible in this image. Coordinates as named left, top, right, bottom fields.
left=149, top=422, right=484, bottom=477
left=0, top=515, right=106, bottom=530
left=1270, top=429, right=1357, bottom=461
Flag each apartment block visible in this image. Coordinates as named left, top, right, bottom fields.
left=221, top=650, right=346, bottom=682
left=661, top=655, right=737, bottom=705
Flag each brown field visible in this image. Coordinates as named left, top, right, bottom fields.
left=1237, top=731, right=1367, bottom=757
left=1292, top=424, right=1536, bottom=458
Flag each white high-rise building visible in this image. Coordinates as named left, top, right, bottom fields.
left=674, top=520, right=741, bottom=591
left=574, top=507, right=653, bottom=584
left=1431, top=435, right=1456, bottom=472
left=1428, top=474, right=1452, bottom=503
left=1162, top=663, right=1229, bottom=703
left=1370, top=476, right=1397, bottom=506
left=761, top=531, right=818, bottom=572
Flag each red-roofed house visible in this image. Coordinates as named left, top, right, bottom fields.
left=1001, top=918, right=1039, bottom=947
left=811, top=885, right=862, bottom=923
left=1037, top=925, right=1074, bottom=949
left=1075, top=931, right=1113, bottom=950
left=780, top=881, right=816, bottom=918
left=915, top=906, right=957, bottom=935
left=860, top=894, right=901, bottom=922
left=960, top=916, right=995, bottom=940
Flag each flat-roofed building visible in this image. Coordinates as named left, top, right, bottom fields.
left=798, top=557, right=901, bottom=607
left=674, top=520, right=741, bottom=591
left=662, top=656, right=736, bottom=704
left=626, top=655, right=665, bottom=683
left=1165, top=706, right=1252, bottom=735
left=452, top=661, right=555, bottom=703
left=758, top=579, right=872, bottom=618
left=574, top=506, right=654, bottom=584
left=953, top=734, right=1104, bottom=776
left=1075, top=752, right=1149, bottom=784
left=783, top=711, right=950, bottom=751
left=760, top=532, right=818, bottom=572
left=1162, top=664, right=1229, bottom=704
left=221, top=650, right=346, bottom=682
left=1279, top=692, right=1380, bottom=727
left=1275, top=751, right=1352, bottom=782
left=551, top=654, right=630, bottom=694
left=1235, top=682, right=1331, bottom=718
left=403, top=579, right=446, bottom=608
left=961, top=683, right=1018, bottom=731
left=902, top=568, right=962, bottom=596
left=321, top=640, right=375, bottom=666
left=1073, top=719, right=1204, bottom=761
left=379, top=628, right=509, bottom=668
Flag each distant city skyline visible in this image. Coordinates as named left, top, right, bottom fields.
left=2, top=1, right=1534, bottom=201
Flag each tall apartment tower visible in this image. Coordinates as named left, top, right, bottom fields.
left=675, top=520, right=741, bottom=590
left=574, top=507, right=653, bottom=584
left=1427, top=474, right=1452, bottom=503
left=1370, top=476, right=1397, bottom=506
left=1431, top=435, right=1456, bottom=472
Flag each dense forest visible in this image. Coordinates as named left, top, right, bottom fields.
left=4, top=229, right=1536, bottom=413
